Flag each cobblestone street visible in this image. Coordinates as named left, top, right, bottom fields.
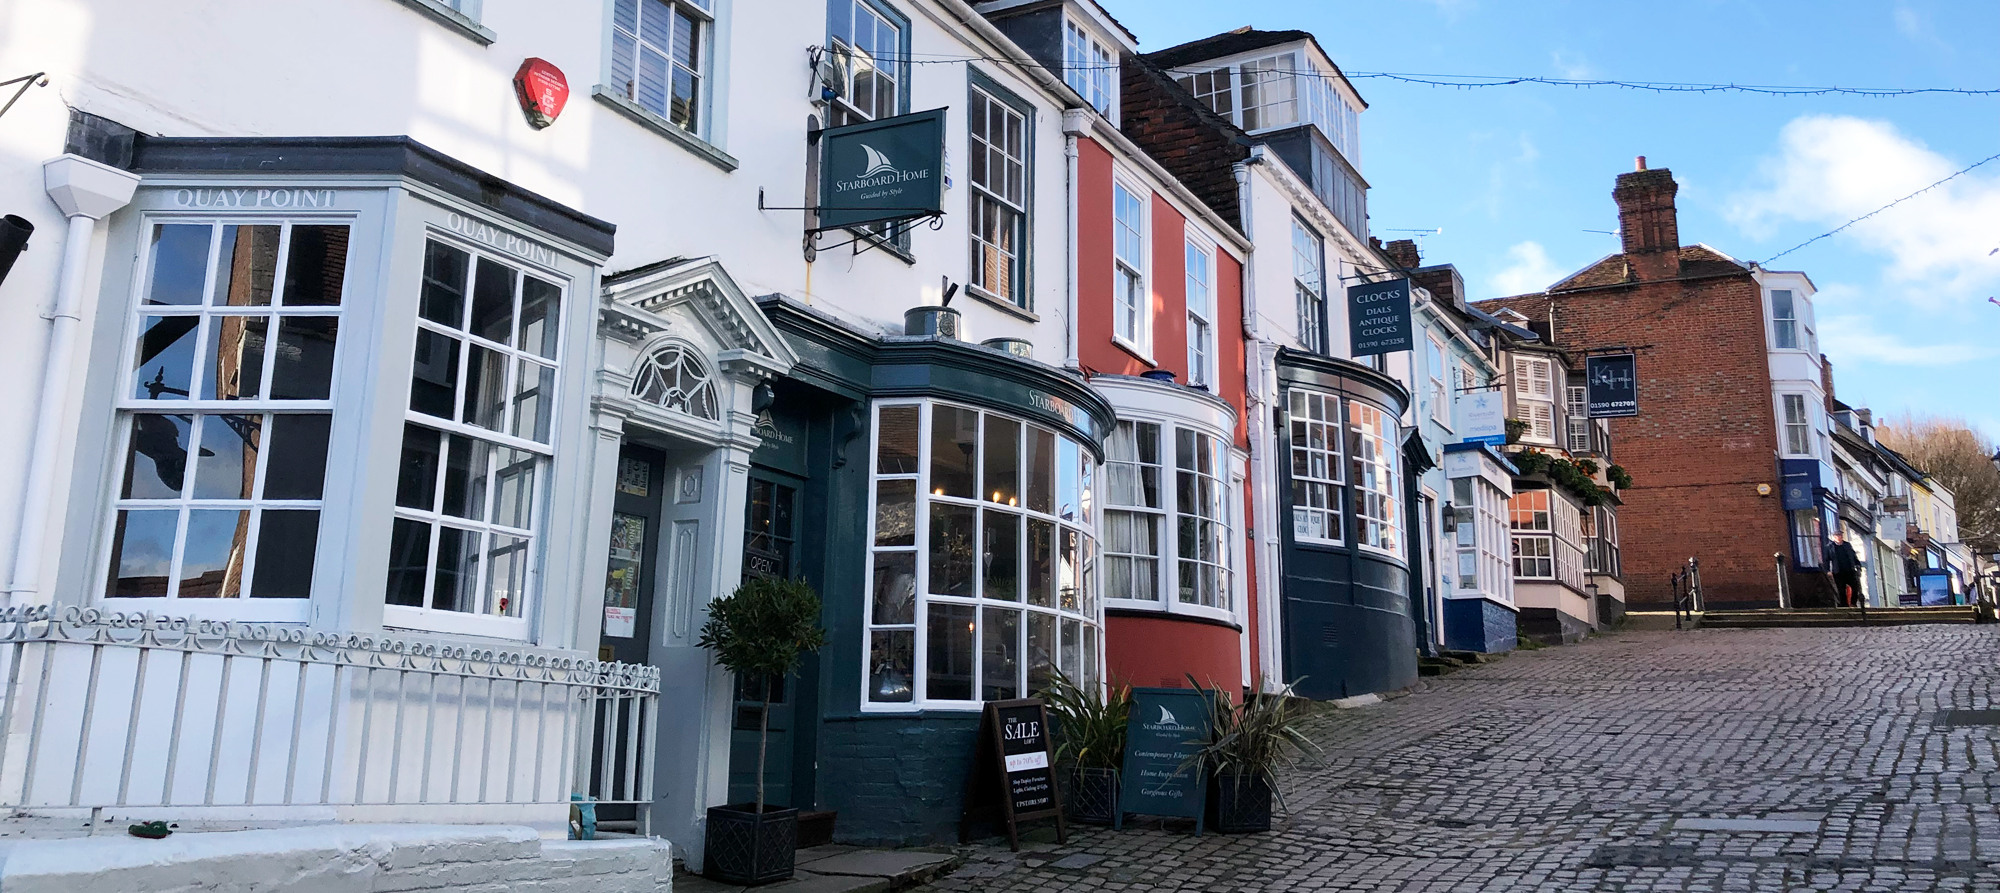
left=926, top=626, right=2000, bottom=892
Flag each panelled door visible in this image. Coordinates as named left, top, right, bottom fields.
left=727, top=469, right=804, bottom=807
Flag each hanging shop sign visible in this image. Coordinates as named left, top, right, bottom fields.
left=1780, top=459, right=1819, bottom=511
left=1456, top=390, right=1507, bottom=446
left=1119, top=687, right=1212, bottom=834
left=513, top=58, right=570, bottom=130
left=1585, top=353, right=1639, bottom=418
left=960, top=699, right=1066, bottom=851
left=1347, top=278, right=1413, bottom=356
left=818, top=108, right=947, bottom=231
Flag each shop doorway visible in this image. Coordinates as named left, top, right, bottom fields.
left=602, top=446, right=666, bottom=665
left=727, top=469, right=804, bottom=807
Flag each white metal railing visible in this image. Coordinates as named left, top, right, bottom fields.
left=0, top=606, right=657, bottom=832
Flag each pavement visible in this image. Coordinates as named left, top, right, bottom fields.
left=919, top=625, right=2000, bottom=892
left=677, top=845, right=960, bottom=893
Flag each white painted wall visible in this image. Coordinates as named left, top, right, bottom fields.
left=0, top=0, right=1084, bottom=608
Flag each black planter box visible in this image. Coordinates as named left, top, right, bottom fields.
left=1063, top=767, right=1120, bottom=826
left=796, top=810, right=837, bottom=849
left=1207, top=774, right=1272, bottom=834
left=704, top=804, right=799, bottom=886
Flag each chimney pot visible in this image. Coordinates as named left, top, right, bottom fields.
left=1636, top=155, right=1647, bottom=171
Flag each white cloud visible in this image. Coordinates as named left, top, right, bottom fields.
left=1487, top=241, right=1568, bottom=297
left=1894, top=4, right=1923, bottom=38
left=1550, top=51, right=1594, bottom=80
left=1726, top=115, right=2000, bottom=306
left=1818, top=314, right=1995, bottom=366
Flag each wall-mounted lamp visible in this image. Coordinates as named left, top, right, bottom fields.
left=751, top=381, right=777, bottom=414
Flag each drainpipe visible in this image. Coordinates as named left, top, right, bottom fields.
left=1234, top=157, right=1283, bottom=693
left=8, top=155, right=141, bottom=607
left=1062, top=109, right=1089, bottom=370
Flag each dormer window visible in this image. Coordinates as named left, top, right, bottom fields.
left=1063, top=19, right=1115, bottom=117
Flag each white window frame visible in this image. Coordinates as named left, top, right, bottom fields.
left=1450, top=474, right=1511, bottom=604
left=100, top=216, right=354, bottom=624
left=861, top=399, right=1102, bottom=712
left=1770, top=289, right=1800, bottom=351
left=1426, top=335, right=1450, bottom=428
left=383, top=236, right=566, bottom=641
left=1185, top=238, right=1215, bottom=387
left=1292, top=219, right=1326, bottom=354
left=1062, top=19, right=1116, bottom=118
left=1112, top=179, right=1149, bottom=356
left=1513, top=356, right=1556, bottom=444
left=1288, top=388, right=1344, bottom=546
left=1565, top=384, right=1591, bottom=454
left=1509, top=490, right=1555, bottom=579
left=607, top=0, right=717, bottom=136
left=1781, top=393, right=1814, bottom=457
left=1101, top=417, right=1236, bottom=624
left=968, top=83, right=1029, bottom=306
left=1349, top=400, right=1403, bottom=559
left=1102, top=420, right=1165, bottom=606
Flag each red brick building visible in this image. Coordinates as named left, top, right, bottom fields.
left=1482, top=161, right=1823, bottom=608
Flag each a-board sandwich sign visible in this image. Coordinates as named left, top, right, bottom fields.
left=960, top=698, right=1066, bottom=851
left=1119, top=687, right=1213, bottom=835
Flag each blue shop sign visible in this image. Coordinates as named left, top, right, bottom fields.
left=1779, top=458, right=1820, bottom=510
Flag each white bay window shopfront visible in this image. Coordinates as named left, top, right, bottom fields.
left=1440, top=443, right=1517, bottom=653
left=31, top=138, right=628, bottom=834
left=864, top=399, right=1101, bottom=709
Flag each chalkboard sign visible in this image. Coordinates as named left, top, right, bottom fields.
left=960, top=699, right=1066, bottom=851
left=1120, top=687, right=1212, bottom=834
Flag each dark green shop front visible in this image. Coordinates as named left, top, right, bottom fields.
left=749, top=297, right=1115, bottom=845
left=1272, top=349, right=1417, bottom=701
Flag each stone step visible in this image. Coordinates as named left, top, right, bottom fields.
left=1700, top=606, right=1979, bottom=629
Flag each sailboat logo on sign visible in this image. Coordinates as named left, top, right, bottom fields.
left=1158, top=706, right=1178, bottom=725
left=859, top=144, right=899, bottom=179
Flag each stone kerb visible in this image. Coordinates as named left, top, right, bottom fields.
left=0, top=823, right=671, bottom=893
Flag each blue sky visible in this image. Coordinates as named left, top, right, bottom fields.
left=1108, top=0, right=2000, bottom=440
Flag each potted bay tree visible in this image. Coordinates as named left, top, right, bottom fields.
left=1042, top=670, right=1129, bottom=825
left=1190, top=683, right=1321, bottom=833
left=698, top=576, right=826, bottom=885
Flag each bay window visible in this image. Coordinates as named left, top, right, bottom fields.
left=1450, top=475, right=1511, bottom=603
left=1101, top=420, right=1233, bottom=618
left=1113, top=182, right=1147, bottom=348
left=1509, top=489, right=1583, bottom=590
left=865, top=401, right=1099, bottom=708
left=386, top=239, right=562, bottom=637
left=107, top=220, right=347, bottom=614
left=1349, top=401, right=1402, bottom=557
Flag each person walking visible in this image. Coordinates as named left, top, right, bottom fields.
left=1826, top=531, right=1864, bottom=608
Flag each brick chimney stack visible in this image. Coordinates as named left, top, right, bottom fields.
left=1382, top=239, right=1421, bottom=270
left=1614, top=159, right=1681, bottom=281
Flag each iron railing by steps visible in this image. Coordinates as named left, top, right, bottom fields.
left=0, top=606, right=658, bottom=834
left=1670, top=557, right=1703, bottom=630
